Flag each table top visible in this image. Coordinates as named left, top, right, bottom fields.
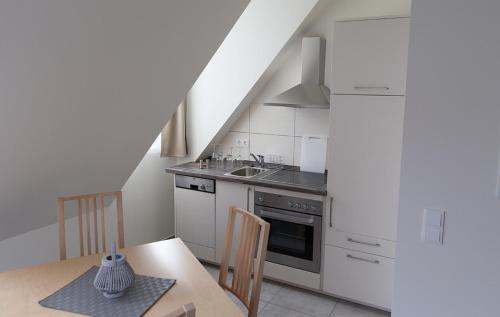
left=0, top=238, right=244, bottom=317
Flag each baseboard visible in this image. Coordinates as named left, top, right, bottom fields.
left=163, top=234, right=176, bottom=240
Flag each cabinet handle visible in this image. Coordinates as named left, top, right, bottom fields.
left=346, top=254, right=380, bottom=264
left=246, top=186, right=251, bottom=210
left=347, top=237, right=381, bottom=247
left=353, top=86, right=390, bottom=91
left=329, top=197, right=334, bottom=228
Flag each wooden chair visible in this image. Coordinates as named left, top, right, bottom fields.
left=163, top=302, right=196, bottom=317
left=57, top=191, right=124, bottom=260
left=218, top=207, right=270, bottom=317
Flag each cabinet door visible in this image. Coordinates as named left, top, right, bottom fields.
left=215, top=181, right=254, bottom=264
left=323, top=245, right=394, bottom=310
left=174, top=187, right=215, bottom=248
left=327, top=95, right=404, bottom=241
left=332, top=17, right=409, bottom=96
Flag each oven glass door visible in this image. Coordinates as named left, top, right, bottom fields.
left=256, top=206, right=321, bottom=273
left=265, top=215, right=314, bottom=260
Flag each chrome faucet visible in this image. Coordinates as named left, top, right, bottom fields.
left=250, top=153, right=265, bottom=167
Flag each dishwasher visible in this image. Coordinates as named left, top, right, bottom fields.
left=174, top=175, right=216, bottom=261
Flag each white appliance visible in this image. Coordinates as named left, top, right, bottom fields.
left=174, top=175, right=216, bottom=261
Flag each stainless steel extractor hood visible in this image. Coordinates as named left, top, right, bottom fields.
left=265, top=37, right=330, bottom=108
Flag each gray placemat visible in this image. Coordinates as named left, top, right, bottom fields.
left=39, top=266, right=176, bottom=317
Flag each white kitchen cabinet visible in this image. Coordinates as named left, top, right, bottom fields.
left=327, top=95, right=404, bottom=242
left=323, top=16, right=407, bottom=311
left=174, top=186, right=215, bottom=261
left=332, top=17, right=410, bottom=96
left=323, top=245, right=394, bottom=310
left=215, top=181, right=254, bottom=264
left=325, top=222, right=396, bottom=258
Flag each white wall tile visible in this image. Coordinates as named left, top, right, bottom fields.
left=230, top=108, right=249, bottom=132
left=295, top=108, right=330, bottom=137
left=249, top=104, right=295, bottom=136
left=220, top=131, right=250, bottom=160
left=250, top=134, right=295, bottom=165
left=293, top=137, right=302, bottom=166
left=222, top=105, right=330, bottom=167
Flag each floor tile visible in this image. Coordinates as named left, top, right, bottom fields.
left=226, top=290, right=268, bottom=315
left=330, top=303, right=390, bottom=317
left=270, top=286, right=337, bottom=317
left=204, top=263, right=279, bottom=302
left=259, top=303, right=314, bottom=317
left=204, top=263, right=233, bottom=285
left=202, top=262, right=385, bottom=317
left=204, top=264, right=220, bottom=280
left=259, top=280, right=282, bottom=302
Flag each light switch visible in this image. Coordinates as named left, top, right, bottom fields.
left=421, top=208, right=445, bottom=244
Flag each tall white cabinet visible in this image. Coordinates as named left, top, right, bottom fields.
left=323, top=17, right=409, bottom=310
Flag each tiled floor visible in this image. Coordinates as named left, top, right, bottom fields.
left=203, top=263, right=390, bottom=317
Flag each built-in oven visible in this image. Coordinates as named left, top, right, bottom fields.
left=254, top=191, right=322, bottom=273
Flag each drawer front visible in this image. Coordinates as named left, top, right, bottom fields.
left=325, top=228, right=396, bottom=258
left=323, top=245, right=394, bottom=310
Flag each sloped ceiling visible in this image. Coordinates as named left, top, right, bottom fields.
left=185, top=0, right=320, bottom=162
left=0, top=0, right=249, bottom=241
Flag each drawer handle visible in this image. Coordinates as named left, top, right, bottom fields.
left=346, top=254, right=380, bottom=264
left=347, top=237, right=381, bottom=247
left=354, top=86, right=390, bottom=90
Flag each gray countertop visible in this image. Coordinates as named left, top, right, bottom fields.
left=165, top=162, right=327, bottom=196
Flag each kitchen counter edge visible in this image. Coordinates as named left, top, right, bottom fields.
left=165, top=166, right=327, bottom=196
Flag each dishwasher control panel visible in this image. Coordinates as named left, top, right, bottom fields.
left=175, top=175, right=215, bottom=193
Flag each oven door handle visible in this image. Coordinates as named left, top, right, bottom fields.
left=259, top=209, right=315, bottom=225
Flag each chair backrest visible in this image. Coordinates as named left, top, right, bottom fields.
left=163, top=302, right=196, bottom=317
left=218, top=207, right=270, bottom=317
left=57, top=191, right=124, bottom=260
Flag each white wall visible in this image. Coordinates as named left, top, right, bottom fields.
left=393, top=1, right=500, bottom=316
left=119, top=135, right=176, bottom=247
left=0, top=137, right=176, bottom=272
left=185, top=0, right=319, bottom=162
left=0, top=0, right=249, bottom=241
left=218, top=0, right=411, bottom=166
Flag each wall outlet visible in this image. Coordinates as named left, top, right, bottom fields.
left=236, top=138, right=248, bottom=147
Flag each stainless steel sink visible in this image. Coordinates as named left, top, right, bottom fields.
left=225, top=166, right=268, bottom=178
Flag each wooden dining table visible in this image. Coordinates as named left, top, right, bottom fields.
left=0, top=238, right=244, bottom=317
